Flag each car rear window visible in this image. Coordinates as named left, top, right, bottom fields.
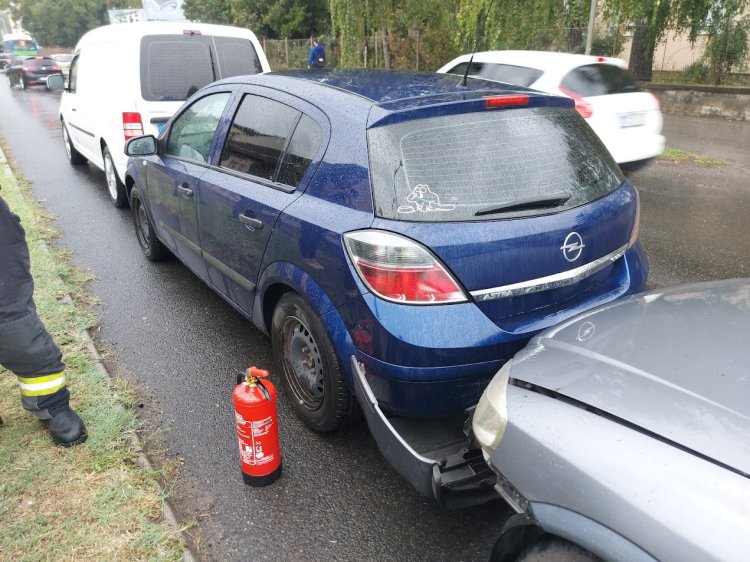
left=561, top=64, right=640, bottom=97
left=140, top=35, right=263, bottom=102
left=479, top=63, right=543, bottom=87
left=24, top=58, right=54, bottom=68
left=368, top=107, right=624, bottom=222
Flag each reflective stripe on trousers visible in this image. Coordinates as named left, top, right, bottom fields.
left=17, top=371, right=66, bottom=397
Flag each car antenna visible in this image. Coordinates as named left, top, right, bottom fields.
left=461, top=0, right=496, bottom=87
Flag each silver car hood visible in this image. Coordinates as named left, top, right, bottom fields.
left=510, top=278, right=750, bottom=476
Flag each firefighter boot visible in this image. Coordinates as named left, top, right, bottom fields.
left=42, top=407, right=87, bottom=447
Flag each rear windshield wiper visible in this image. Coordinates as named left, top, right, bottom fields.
left=474, top=193, right=572, bottom=216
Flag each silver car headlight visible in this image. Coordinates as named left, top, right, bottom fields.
left=472, top=360, right=512, bottom=454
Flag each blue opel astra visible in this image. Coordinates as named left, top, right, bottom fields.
left=124, top=70, right=648, bottom=432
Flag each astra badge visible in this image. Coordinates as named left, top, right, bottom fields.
left=561, top=232, right=584, bottom=262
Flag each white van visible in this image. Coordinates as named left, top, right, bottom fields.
left=58, top=21, right=270, bottom=207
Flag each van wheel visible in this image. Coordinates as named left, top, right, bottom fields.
left=131, top=186, right=167, bottom=261
left=103, top=146, right=129, bottom=208
left=515, top=538, right=601, bottom=562
left=62, top=122, right=87, bottom=165
left=272, top=292, right=355, bottom=433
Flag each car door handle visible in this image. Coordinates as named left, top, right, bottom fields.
left=177, top=185, right=193, bottom=197
left=239, top=213, right=263, bottom=230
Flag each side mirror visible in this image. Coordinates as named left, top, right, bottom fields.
left=46, top=74, right=65, bottom=91
left=125, top=135, right=158, bottom=156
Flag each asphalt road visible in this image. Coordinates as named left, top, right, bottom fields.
left=1, top=82, right=748, bottom=561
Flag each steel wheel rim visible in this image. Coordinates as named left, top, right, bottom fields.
left=134, top=199, right=151, bottom=250
left=104, top=153, right=118, bottom=200
left=281, top=315, right=324, bottom=410
left=62, top=127, right=72, bottom=160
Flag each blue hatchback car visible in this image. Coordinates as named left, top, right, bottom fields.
left=124, top=70, right=648, bottom=432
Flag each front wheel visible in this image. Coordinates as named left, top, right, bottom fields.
left=102, top=146, right=128, bottom=208
left=131, top=187, right=168, bottom=261
left=272, top=292, right=356, bottom=433
left=515, top=538, right=601, bottom=562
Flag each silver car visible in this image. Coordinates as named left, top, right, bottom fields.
left=473, top=278, right=750, bottom=561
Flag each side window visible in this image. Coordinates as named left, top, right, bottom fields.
left=219, top=95, right=300, bottom=181
left=68, top=55, right=80, bottom=93
left=166, top=92, right=231, bottom=163
left=481, top=64, right=543, bottom=87
left=276, top=115, right=323, bottom=187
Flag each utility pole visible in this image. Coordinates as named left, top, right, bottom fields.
left=585, top=0, right=597, bottom=55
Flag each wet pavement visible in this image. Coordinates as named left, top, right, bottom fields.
left=1, top=81, right=748, bottom=561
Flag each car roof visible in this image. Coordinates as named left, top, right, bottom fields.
left=442, top=50, right=628, bottom=73
left=214, top=69, right=571, bottom=118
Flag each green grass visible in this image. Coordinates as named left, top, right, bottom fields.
left=0, top=141, right=186, bottom=561
left=658, top=147, right=727, bottom=167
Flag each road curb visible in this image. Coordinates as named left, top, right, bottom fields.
left=0, top=143, right=197, bottom=562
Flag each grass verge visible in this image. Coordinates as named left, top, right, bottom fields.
left=658, top=147, right=727, bottom=167
left=0, top=143, right=186, bottom=561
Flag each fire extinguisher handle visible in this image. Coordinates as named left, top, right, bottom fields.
left=247, top=366, right=270, bottom=379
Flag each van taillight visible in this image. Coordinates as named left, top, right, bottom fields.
left=123, top=112, right=144, bottom=141
left=559, top=87, right=593, bottom=119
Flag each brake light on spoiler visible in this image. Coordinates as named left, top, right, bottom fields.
left=484, top=95, right=529, bottom=109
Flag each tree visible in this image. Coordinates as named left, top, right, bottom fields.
left=183, top=0, right=329, bottom=38
left=14, top=0, right=110, bottom=47
left=602, top=0, right=750, bottom=82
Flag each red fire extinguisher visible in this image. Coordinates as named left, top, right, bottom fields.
left=233, top=366, right=282, bottom=486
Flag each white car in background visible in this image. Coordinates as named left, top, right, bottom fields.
left=437, top=51, right=665, bottom=172
left=49, top=53, right=73, bottom=77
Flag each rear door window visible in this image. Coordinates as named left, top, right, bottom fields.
left=479, top=63, right=543, bottom=87
left=213, top=36, right=262, bottom=77
left=368, top=107, right=624, bottom=222
left=561, top=64, right=640, bottom=97
left=219, top=95, right=300, bottom=181
left=276, top=115, right=323, bottom=187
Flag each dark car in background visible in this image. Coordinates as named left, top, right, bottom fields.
left=123, top=70, right=648, bottom=439
left=6, top=55, right=62, bottom=89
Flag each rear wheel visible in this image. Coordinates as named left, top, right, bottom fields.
left=272, top=292, right=355, bottom=433
left=103, top=146, right=128, bottom=208
left=62, top=122, right=87, bottom=165
left=20, top=74, right=27, bottom=90
left=131, top=186, right=167, bottom=261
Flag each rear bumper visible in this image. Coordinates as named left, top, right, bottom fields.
left=351, top=356, right=498, bottom=508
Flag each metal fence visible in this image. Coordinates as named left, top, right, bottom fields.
left=264, top=21, right=750, bottom=86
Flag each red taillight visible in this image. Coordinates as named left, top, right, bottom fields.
left=22, top=66, right=34, bottom=72
left=650, top=93, right=661, bottom=110
left=343, top=231, right=467, bottom=305
left=559, top=87, right=593, bottom=119
left=485, top=95, right=529, bottom=109
left=50, top=66, right=61, bottom=72
left=122, top=112, right=144, bottom=141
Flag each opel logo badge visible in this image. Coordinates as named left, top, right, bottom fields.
left=561, top=232, right=584, bottom=262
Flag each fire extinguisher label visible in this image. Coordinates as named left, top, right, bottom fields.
left=236, top=414, right=276, bottom=466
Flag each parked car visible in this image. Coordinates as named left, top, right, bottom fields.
left=437, top=51, right=665, bottom=172
left=49, top=53, right=73, bottom=77
left=51, top=21, right=269, bottom=208
left=5, top=55, right=62, bottom=89
left=470, top=278, right=750, bottom=561
left=124, top=69, right=648, bottom=434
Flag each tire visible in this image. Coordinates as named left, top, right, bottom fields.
left=20, top=74, right=27, bottom=90
left=516, top=538, right=601, bottom=562
left=61, top=122, right=87, bottom=165
left=6, top=73, right=12, bottom=88
left=272, top=292, right=355, bottom=432
left=130, top=186, right=168, bottom=261
left=102, top=145, right=129, bottom=208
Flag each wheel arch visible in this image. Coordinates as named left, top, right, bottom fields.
left=491, top=506, right=656, bottom=562
left=254, top=262, right=358, bottom=387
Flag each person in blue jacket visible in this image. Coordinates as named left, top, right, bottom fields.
left=308, top=36, right=326, bottom=69
left=0, top=193, right=87, bottom=447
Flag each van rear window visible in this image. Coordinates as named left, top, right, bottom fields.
left=140, top=35, right=262, bottom=102
left=368, top=107, right=624, bottom=222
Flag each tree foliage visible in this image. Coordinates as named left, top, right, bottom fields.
left=4, top=0, right=136, bottom=47
left=182, top=0, right=329, bottom=38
